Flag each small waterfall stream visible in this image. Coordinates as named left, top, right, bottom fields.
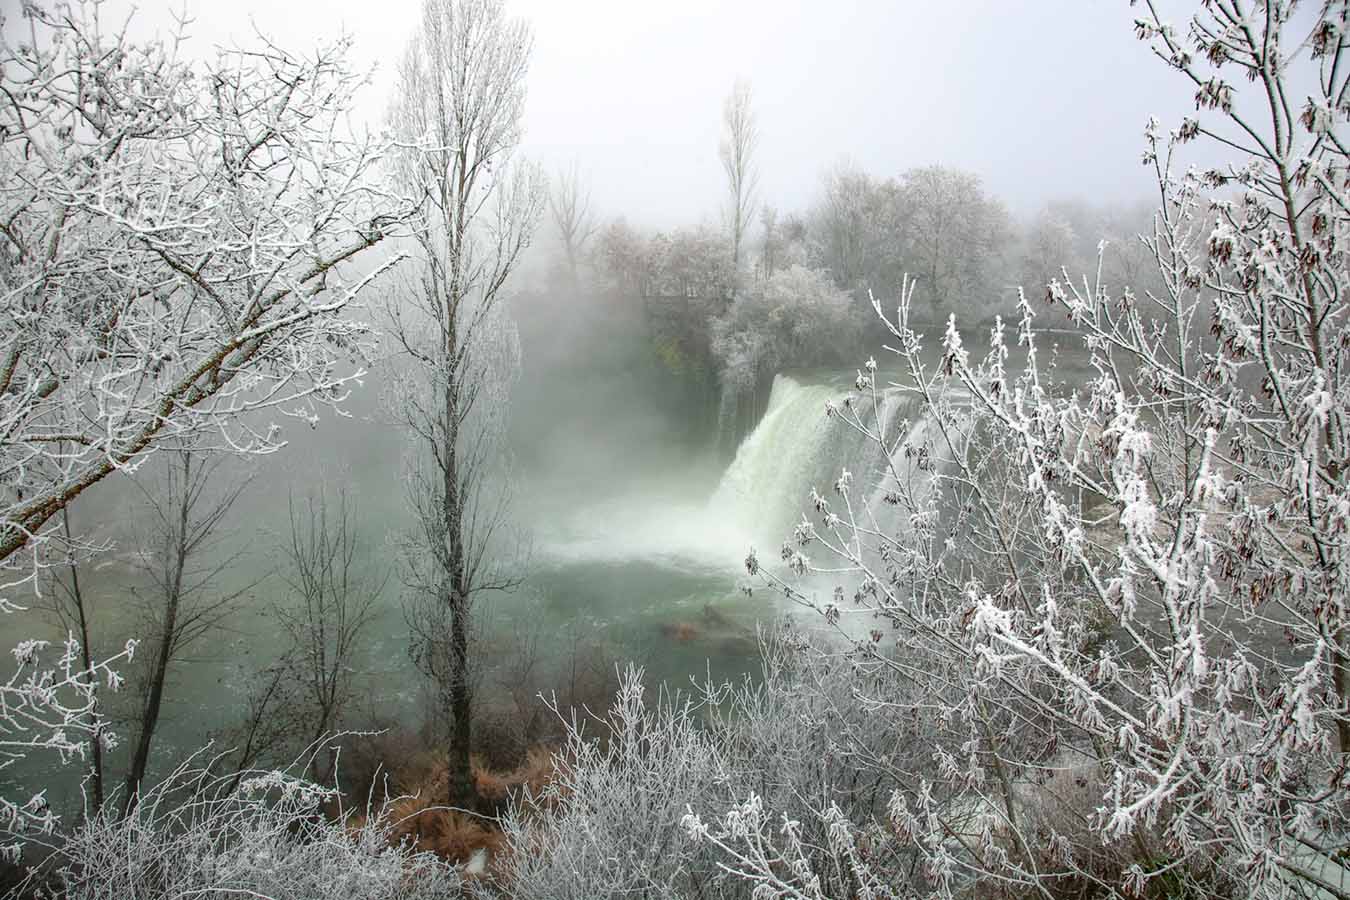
left=709, top=374, right=931, bottom=547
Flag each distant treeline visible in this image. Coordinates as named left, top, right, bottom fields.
left=530, top=161, right=1166, bottom=449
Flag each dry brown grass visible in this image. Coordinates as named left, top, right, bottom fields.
left=382, top=799, right=503, bottom=865
left=474, top=746, right=556, bottom=807
left=346, top=743, right=561, bottom=871
left=334, top=719, right=568, bottom=879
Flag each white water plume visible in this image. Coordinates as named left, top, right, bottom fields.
left=710, top=374, right=933, bottom=548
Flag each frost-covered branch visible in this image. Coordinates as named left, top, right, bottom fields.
left=1, top=632, right=135, bottom=860
left=0, top=0, right=410, bottom=595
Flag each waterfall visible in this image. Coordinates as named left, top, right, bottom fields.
left=533, top=370, right=962, bottom=573
left=710, top=373, right=923, bottom=547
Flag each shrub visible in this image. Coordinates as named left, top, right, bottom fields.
left=43, top=752, right=462, bottom=900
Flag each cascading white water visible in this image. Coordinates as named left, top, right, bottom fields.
left=710, top=373, right=926, bottom=547
left=710, top=376, right=838, bottom=543
left=704, top=372, right=974, bottom=646
left=537, top=371, right=957, bottom=576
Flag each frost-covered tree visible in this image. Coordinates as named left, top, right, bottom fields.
left=1017, top=209, right=1080, bottom=301
left=806, top=162, right=1010, bottom=324
left=807, top=161, right=896, bottom=294
left=712, top=265, right=858, bottom=395
left=899, top=164, right=1010, bottom=323
left=0, top=2, right=404, bottom=594
left=701, top=2, right=1350, bottom=898
left=711, top=264, right=859, bottom=453
left=756, top=205, right=781, bottom=282
left=385, top=0, right=544, bottom=812
left=0, top=0, right=402, bottom=856
left=1017, top=198, right=1185, bottom=327
left=648, top=226, right=737, bottom=300
left=594, top=217, right=650, bottom=296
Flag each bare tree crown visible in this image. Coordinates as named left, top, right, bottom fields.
left=720, top=79, right=759, bottom=273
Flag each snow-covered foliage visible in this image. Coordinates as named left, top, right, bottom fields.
left=896, top=165, right=1011, bottom=324
left=47, top=752, right=462, bottom=900
left=0, top=0, right=407, bottom=594
left=806, top=163, right=1010, bottom=325
left=712, top=265, right=859, bottom=394
left=497, top=634, right=932, bottom=898
left=594, top=222, right=735, bottom=300
left=715, top=3, right=1350, bottom=897
left=1016, top=200, right=1163, bottom=309
left=496, top=666, right=730, bottom=899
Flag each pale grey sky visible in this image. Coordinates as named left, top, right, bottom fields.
left=8, top=0, right=1200, bottom=225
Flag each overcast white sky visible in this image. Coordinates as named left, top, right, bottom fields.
left=8, top=0, right=1201, bottom=226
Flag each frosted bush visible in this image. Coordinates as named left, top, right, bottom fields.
left=495, top=665, right=730, bottom=899
left=496, top=633, right=930, bottom=899
left=44, top=751, right=463, bottom=900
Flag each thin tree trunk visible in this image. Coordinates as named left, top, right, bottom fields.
left=123, top=600, right=177, bottom=813
left=61, top=510, right=104, bottom=812
left=441, top=326, right=476, bottom=811
left=447, top=591, right=474, bottom=809
left=124, top=472, right=190, bottom=814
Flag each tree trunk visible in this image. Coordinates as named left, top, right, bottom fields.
left=124, top=493, right=189, bottom=814
left=124, top=599, right=176, bottom=813
left=447, top=590, right=474, bottom=809
left=61, top=510, right=104, bottom=813
left=441, top=326, right=477, bottom=811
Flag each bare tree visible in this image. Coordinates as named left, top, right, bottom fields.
left=385, top=0, right=544, bottom=811
left=549, top=162, right=597, bottom=290
left=194, top=488, right=382, bottom=796
left=490, top=607, right=618, bottom=747
left=720, top=79, right=759, bottom=275
left=122, top=452, right=254, bottom=812
left=210, top=657, right=300, bottom=796
left=0, top=3, right=408, bottom=596
left=275, top=488, right=381, bottom=783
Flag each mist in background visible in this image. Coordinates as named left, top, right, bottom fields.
left=19, top=0, right=1208, bottom=225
